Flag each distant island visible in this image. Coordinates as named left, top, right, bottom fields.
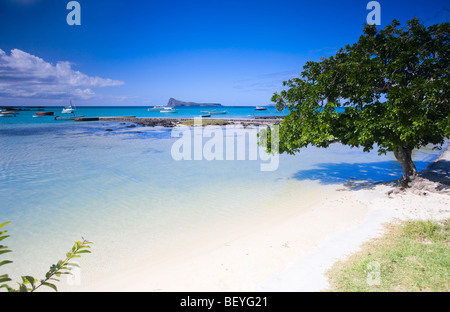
left=167, top=98, right=223, bottom=107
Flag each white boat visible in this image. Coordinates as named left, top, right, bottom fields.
left=62, top=100, right=75, bottom=114
left=159, top=107, right=178, bottom=113
left=209, top=110, right=227, bottom=115
left=255, top=106, right=268, bottom=111
left=148, top=106, right=165, bottom=111
left=0, top=111, right=18, bottom=117
left=201, top=109, right=227, bottom=115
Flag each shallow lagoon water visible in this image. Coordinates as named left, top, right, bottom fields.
left=0, top=109, right=445, bottom=287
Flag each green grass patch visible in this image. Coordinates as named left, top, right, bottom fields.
left=326, top=219, right=450, bottom=292
left=180, top=119, right=228, bottom=126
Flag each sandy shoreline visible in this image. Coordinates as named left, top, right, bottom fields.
left=62, top=146, right=449, bottom=292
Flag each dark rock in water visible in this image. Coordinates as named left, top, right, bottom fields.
left=126, top=124, right=136, bottom=128
left=105, top=128, right=113, bottom=131
left=136, top=119, right=176, bottom=127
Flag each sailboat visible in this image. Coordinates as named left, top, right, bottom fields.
left=61, top=100, right=75, bottom=114
left=55, top=100, right=82, bottom=120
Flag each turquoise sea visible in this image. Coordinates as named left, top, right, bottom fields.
left=0, top=105, right=287, bottom=125
left=0, top=106, right=446, bottom=289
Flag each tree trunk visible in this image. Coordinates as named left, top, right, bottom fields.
left=394, top=146, right=418, bottom=187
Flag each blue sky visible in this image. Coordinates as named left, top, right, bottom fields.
left=0, top=0, right=448, bottom=106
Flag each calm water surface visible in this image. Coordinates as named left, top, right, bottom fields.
left=0, top=106, right=445, bottom=285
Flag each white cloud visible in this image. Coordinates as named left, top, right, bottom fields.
left=0, top=48, right=124, bottom=100
left=72, top=88, right=95, bottom=99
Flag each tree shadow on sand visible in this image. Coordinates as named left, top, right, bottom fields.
left=292, top=160, right=431, bottom=190
left=420, top=159, right=450, bottom=185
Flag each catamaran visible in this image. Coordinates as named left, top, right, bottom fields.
left=62, top=100, right=75, bottom=114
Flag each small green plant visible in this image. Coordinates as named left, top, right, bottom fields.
left=0, top=221, right=92, bottom=292
left=326, top=219, right=450, bottom=292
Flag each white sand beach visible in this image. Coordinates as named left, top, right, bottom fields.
left=62, top=146, right=450, bottom=292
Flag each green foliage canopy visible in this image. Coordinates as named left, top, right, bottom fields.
left=270, top=18, right=449, bottom=180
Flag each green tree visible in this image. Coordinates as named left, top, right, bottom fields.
left=0, top=221, right=92, bottom=292
left=269, top=18, right=449, bottom=186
